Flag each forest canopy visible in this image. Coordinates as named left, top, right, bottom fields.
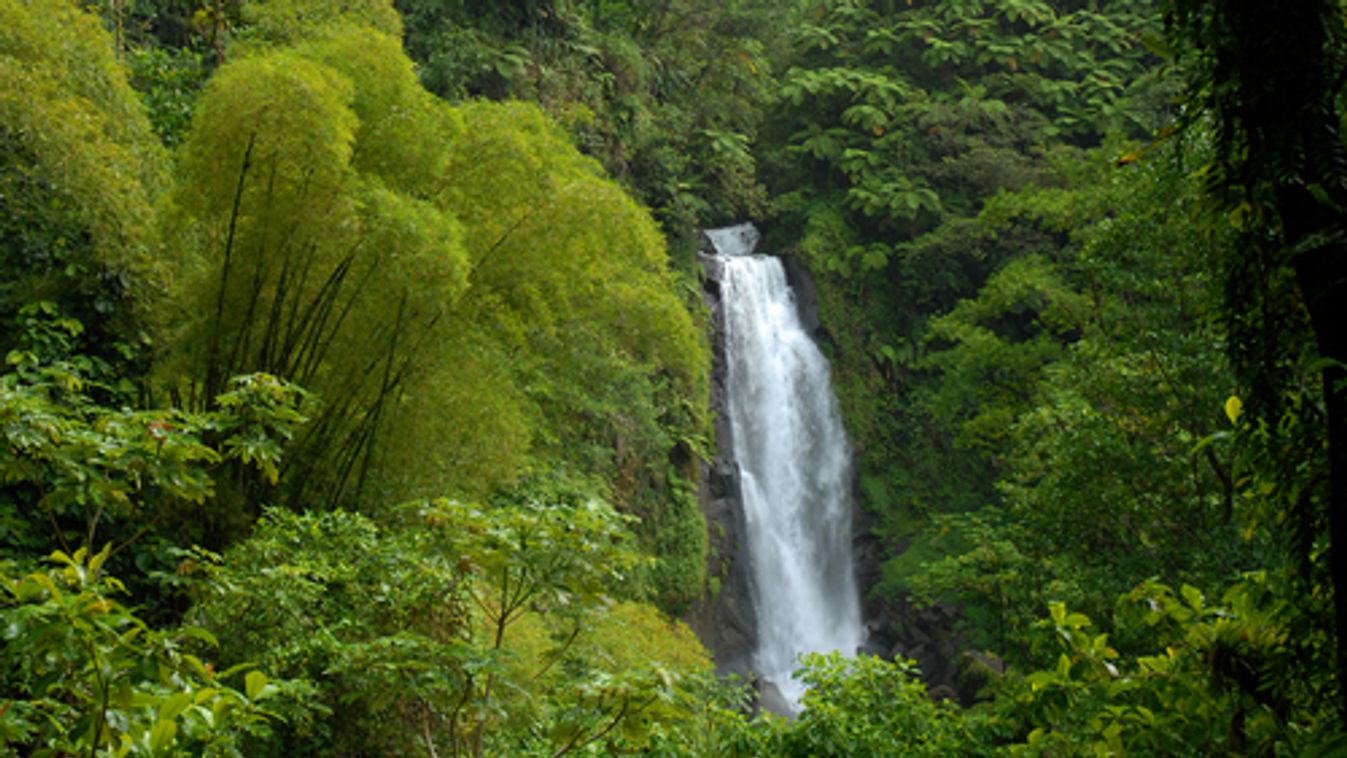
left=4, top=0, right=1347, bottom=755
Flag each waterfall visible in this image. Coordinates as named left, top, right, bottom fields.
left=705, top=223, right=864, bottom=709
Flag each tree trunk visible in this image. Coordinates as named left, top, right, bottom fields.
left=1290, top=235, right=1347, bottom=722
left=1222, top=0, right=1347, bottom=721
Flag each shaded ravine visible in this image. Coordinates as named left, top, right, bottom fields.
left=704, top=223, right=864, bottom=710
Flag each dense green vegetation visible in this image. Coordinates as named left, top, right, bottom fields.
left=4, top=0, right=1347, bottom=754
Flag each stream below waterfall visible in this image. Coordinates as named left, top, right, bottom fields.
left=705, top=223, right=864, bottom=711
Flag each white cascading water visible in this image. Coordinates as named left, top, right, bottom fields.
left=706, top=223, right=864, bottom=709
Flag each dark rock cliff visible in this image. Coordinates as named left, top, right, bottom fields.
left=683, top=244, right=758, bottom=678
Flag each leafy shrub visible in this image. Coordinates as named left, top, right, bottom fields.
left=0, top=545, right=289, bottom=756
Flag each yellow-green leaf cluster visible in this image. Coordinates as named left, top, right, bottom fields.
left=240, top=0, right=402, bottom=46
left=443, top=99, right=709, bottom=449
left=159, top=3, right=709, bottom=542
left=160, top=24, right=473, bottom=508
left=1, top=0, right=167, bottom=336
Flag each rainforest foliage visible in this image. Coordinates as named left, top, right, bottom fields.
left=3, top=0, right=1347, bottom=754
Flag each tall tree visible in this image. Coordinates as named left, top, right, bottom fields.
left=159, top=29, right=473, bottom=529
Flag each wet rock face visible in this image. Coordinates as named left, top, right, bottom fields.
left=755, top=680, right=797, bottom=720
left=686, top=466, right=758, bottom=677
left=682, top=235, right=758, bottom=677
left=887, top=601, right=963, bottom=685
left=779, top=255, right=821, bottom=336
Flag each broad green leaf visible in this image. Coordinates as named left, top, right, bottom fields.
left=147, top=719, right=177, bottom=754
left=245, top=670, right=268, bottom=700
